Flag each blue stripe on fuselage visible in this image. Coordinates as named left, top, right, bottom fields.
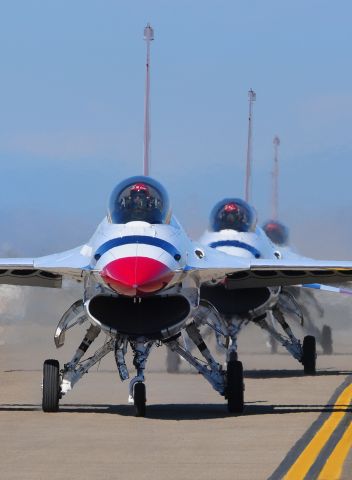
left=208, top=240, right=261, bottom=258
left=93, top=235, right=181, bottom=261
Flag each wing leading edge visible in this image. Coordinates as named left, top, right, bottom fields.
left=0, top=246, right=92, bottom=288
left=226, top=259, right=352, bottom=289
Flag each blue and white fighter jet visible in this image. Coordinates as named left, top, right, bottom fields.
left=198, top=198, right=352, bottom=407
left=1, top=179, right=352, bottom=416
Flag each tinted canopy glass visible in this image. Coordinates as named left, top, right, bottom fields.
left=210, top=198, right=257, bottom=232
left=108, top=176, right=171, bottom=224
left=263, top=220, right=289, bottom=246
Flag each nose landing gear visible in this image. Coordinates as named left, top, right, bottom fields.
left=133, top=382, right=146, bottom=417
left=127, top=339, right=153, bottom=417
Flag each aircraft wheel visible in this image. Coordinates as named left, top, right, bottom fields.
left=321, top=325, right=333, bottom=355
left=134, top=382, right=146, bottom=417
left=302, top=335, right=316, bottom=375
left=166, top=350, right=181, bottom=373
left=226, top=360, right=244, bottom=414
left=42, top=359, right=60, bottom=412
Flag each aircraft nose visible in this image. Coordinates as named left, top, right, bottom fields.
left=101, top=257, right=174, bottom=296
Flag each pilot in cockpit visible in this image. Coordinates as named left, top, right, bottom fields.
left=210, top=198, right=257, bottom=233
left=124, top=183, right=150, bottom=209
left=108, top=177, right=170, bottom=225
left=262, top=220, right=289, bottom=246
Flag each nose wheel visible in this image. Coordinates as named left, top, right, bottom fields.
left=133, top=382, right=146, bottom=417
left=226, top=360, right=244, bottom=413
left=42, top=359, right=61, bottom=412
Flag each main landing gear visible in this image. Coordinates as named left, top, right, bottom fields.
left=164, top=311, right=245, bottom=415
left=43, top=310, right=156, bottom=417
left=257, top=309, right=317, bottom=375
left=43, top=300, right=245, bottom=417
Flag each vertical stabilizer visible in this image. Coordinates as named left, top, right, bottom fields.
left=244, top=89, right=256, bottom=203
left=143, top=24, right=154, bottom=176
left=272, top=135, right=280, bottom=220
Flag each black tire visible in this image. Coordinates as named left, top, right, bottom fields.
left=302, top=335, right=316, bottom=375
left=42, top=359, right=60, bottom=412
left=134, top=382, right=146, bottom=417
left=321, top=325, right=333, bottom=355
left=226, top=360, right=244, bottom=414
left=166, top=350, right=181, bottom=373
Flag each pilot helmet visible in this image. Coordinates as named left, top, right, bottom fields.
left=262, top=220, right=289, bottom=246
left=210, top=198, right=257, bottom=232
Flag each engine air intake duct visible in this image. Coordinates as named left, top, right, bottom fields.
left=200, top=285, right=270, bottom=315
left=87, top=294, right=190, bottom=339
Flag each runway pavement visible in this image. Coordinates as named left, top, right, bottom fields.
left=0, top=322, right=351, bottom=480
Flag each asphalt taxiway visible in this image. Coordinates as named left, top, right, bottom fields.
left=0, top=322, right=351, bottom=480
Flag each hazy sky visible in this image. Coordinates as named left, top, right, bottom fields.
left=0, top=1, right=351, bottom=257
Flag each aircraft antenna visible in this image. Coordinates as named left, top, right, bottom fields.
left=245, top=89, right=256, bottom=202
left=143, top=23, right=154, bottom=176
left=272, top=135, right=280, bottom=220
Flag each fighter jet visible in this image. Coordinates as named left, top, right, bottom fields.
left=1, top=180, right=352, bottom=416
left=198, top=198, right=350, bottom=394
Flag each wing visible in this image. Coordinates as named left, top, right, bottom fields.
left=0, top=245, right=92, bottom=288
left=184, top=245, right=251, bottom=283
left=226, top=258, right=352, bottom=289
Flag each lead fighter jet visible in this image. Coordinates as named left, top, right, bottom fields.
left=1, top=176, right=352, bottom=416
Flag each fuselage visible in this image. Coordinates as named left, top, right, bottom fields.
left=89, top=218, right=187, bottom=296
left=200, top=226, right=278, bottom=260
left=199, top=226, right=280, bottom=317
left=79, top=216, right=197, bottom=339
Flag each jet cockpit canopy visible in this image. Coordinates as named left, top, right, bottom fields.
left=209, top=198, right=257, bottom=232
left=108, top=176, right=171, bottom=224
left=262, top=220, right=289, bottom=246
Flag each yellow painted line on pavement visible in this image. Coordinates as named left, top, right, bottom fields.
left=318, top=419, right=352, bottom=480
left=284, top=382, right=352, bottom=480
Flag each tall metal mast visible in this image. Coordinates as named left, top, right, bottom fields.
left=143, top=23, right=154, bottom=176
left=245, top=89, right=256, bottom=202
left=272, top=135, right=280, bottom=220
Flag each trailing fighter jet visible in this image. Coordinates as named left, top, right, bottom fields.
left=1, top=179, right=352, bottom=416
left=198, top=198, right=349, bottom=390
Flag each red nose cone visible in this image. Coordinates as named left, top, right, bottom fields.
left=101, top=257, right=174, bottom=296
